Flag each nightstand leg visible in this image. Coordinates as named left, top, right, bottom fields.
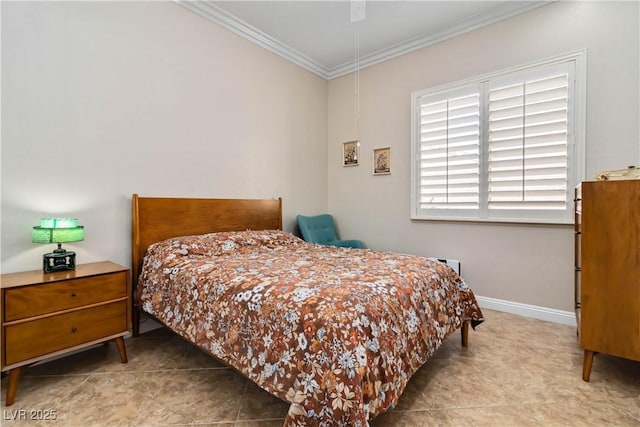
left=5, top=367, right=23, bottom=406
left=115, top=337, right=128, bottom=363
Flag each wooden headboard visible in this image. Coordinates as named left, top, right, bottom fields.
left=131, top=194, right=282, bottom=334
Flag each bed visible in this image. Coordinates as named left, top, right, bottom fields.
left=131, top=194, right=484, bottom=426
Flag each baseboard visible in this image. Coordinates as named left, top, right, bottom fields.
left=476, top=295, right=577, bottom=326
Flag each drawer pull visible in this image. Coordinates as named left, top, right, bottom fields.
left=71, top=327, right=78, bottom=333
left=71, top=293, right=77, bottom=297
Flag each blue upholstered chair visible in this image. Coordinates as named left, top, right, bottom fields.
left=296, top=214, right=363, bottom=249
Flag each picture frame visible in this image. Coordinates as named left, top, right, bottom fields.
left=342, top=140, right=359, bottom=167
left=373, top=147, right=391, bottom=175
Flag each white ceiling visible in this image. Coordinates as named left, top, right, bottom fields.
left=177, top=1, right=550, bottom=79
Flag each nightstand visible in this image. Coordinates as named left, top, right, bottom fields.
left=1, top=261, right=131, bottom=405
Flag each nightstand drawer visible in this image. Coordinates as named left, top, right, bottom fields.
left=4, top=271, right=127, bottom=321
left=4, top=300, right=127, bottom=365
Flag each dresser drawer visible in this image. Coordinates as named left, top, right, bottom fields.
left=4, top=300, right=127, bottom=366
left=3, top=271, right=127, bottom=321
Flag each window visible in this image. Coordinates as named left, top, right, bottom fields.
left=411, top=52, right=585, bottom=224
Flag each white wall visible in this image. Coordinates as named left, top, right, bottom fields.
left=2, top=1, right=638, bottom=315
left=1, top=1, right=328, bottom=273
left=328, top=1, right=639, bottom=312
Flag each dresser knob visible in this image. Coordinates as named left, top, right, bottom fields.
left=71, top=327, right=78, bottom=333
left=71, top=293, right=77, bottom=297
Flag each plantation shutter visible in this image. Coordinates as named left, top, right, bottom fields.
left=487, top=62, right=573, bottom=213
left=412, top=54, right=581, bottom=223
left=417, top=86, right=481, bottom=213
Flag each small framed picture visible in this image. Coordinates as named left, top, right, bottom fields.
left=373, top=147, right=391, bottom=175
left=342, top=140, right=359, bottom=167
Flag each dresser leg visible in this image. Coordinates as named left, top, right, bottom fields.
left=582, top=349, right=596, bottom=381
left=115, top=337, right=128, bottom=363
left=5, top=367, right=23, bottom=406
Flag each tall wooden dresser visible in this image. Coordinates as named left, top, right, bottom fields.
left=575, top=180, right=640, bottom=381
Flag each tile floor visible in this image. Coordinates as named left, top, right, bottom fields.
left=1, top=309, right=639, bottom=426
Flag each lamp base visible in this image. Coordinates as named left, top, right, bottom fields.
left=43, top=247, right=76, bottom=273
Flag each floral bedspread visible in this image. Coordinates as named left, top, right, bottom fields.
left=137, top=230, right=483, bottom=426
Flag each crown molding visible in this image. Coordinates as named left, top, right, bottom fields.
left=326, top=1, right=551, bottom=79
left=176, top=0, right=330, bottom=78
left=176, top=1, right=551, bottom=81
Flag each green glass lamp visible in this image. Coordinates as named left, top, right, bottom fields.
left=32, top=218, right=84, bottom=273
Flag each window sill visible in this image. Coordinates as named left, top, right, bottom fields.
left=410, top=215, right=574, bottom=226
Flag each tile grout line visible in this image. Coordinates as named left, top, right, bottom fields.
left=234, top=377, right=251, bottom=423
left=398, top=400, right=568, bottom=414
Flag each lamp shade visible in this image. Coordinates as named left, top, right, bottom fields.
left=39, top=218, right=78, bottom=229
left=32, top=218, right=84, bottom=244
